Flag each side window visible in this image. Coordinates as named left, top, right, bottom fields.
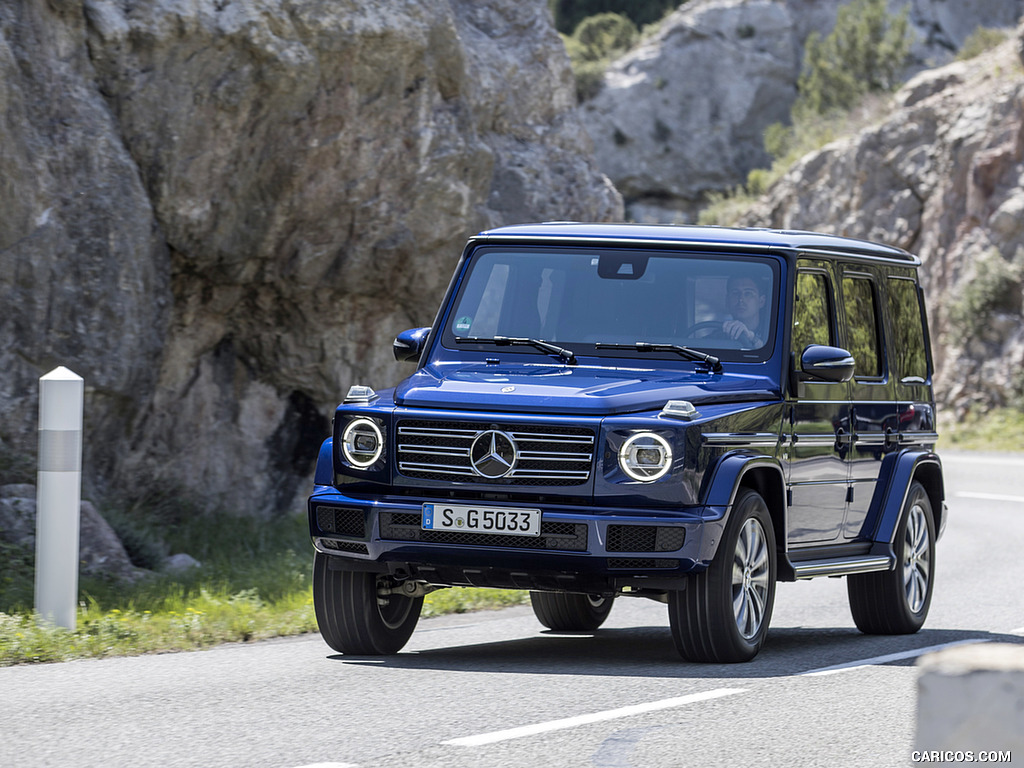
left=792, top=271, right=834, bottom=354
left=888, top=278, right=928, bottom=382
left=842, top=275, right=882, bottom=378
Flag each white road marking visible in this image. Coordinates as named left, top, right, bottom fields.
left=1009, top=626, right=1024, bottom=635
left=955, top=491, right=1024, bottom=504
left=291, top=763, right=359, bottom=768
left=444, top=688, right=746, bottom=747
left=801, top=639, right=989, bottom=676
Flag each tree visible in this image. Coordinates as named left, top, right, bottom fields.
left=794, top=0, right=912, bottom=118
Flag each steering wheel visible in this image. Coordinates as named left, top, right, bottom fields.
left=681, top=321, right=726, bottom=339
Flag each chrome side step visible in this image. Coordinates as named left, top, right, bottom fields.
left=792, top=555, right=893, bottom=579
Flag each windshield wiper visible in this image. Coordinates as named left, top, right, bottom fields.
left=455, top=336, right=578, bottom=365
left=594, top=341, right=721, bottom=372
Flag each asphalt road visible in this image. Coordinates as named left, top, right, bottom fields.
left=2, top=451, right=1022, bottom=768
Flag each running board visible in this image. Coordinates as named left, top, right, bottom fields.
left=792, top=555, right=894, bottom=579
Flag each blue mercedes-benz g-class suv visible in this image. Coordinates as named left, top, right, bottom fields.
left=308, top=223, right=944, bottom=662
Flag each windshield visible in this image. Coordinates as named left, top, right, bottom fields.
left=442, top=246, right=779, bottom=363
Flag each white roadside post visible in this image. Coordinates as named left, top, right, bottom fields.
left=35, top=366, right=84, bottom=630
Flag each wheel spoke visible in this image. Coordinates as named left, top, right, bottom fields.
left=748, top=585, right=765, bottom=628
left=733, top=517, right=770, bottom=640
left=901, top=503, right=931, bottom=614
left=736, top=592, right=750, bottom=635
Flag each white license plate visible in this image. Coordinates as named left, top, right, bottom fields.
left=422, top=503, right=541, bottom=537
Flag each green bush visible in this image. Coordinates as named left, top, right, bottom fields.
left=956, top=27, right=1012, bottom=62
left=550, top=0, right=678, bottom=35
left=572, top=12, right=638, bottom=62
left=562, top=12, right=639, bottom=101
left=573, top=60, right=609, bottom=101
left=703, top=0, right=913, bottom=223
left=948, top=249, right=1023, bottom=346
left=794, top=0, right=912, bottom=118
left=0, top=539, right=35, bottom=613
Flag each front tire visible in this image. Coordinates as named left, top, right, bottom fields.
left=847, top=481, right=935, bottom=634
left=668, top=488, right=776, bottom=663
left=530, top=591, right=615, bottom=631
left=313, top=552, right=423, bottom=654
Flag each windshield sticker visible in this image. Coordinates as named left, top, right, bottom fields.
left=455, top=316, right=473, bottom=334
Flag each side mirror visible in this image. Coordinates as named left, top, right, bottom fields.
left=393, top=327, right=431, bottom=362
left=800, top=345, right=855, bottom=383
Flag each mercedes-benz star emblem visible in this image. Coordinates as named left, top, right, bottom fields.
left=470, top=430, right=518, bottom=479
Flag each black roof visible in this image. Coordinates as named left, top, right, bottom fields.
left=472, top=222, right=918, bottom=264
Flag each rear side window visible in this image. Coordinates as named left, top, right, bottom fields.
left=792, top=271, right=834, bottom=353
left=888, top=278, right=929, bottom=382
left=842, top=275, right=882, bottom=378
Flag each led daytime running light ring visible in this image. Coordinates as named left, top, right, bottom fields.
left=618, top=432, right=673, bottom=482
left=342, top=417, right=384, bottom=468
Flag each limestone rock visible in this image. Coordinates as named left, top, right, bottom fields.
left=582, top=0, right=799, bottom=222
left=581, top=0, right=1024, bottom=222
left=0, top=494, right=36, bottom=550
left=78, top=500, right=141, bottom=581
left=0, top=486, right=139, bottom=582
left=740, top=34, right=1024, bottom=415
left=0, top=0, right=621, bottom=517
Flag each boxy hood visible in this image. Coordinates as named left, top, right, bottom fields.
left=394, top=362, right=779, bottom=415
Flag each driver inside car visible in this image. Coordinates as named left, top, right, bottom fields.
left=722, top=275, right=767, bottom=348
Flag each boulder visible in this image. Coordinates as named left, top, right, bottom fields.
left=582, top=0, right=799, bottom=222
left=0, top=485, right=140, bottom=582
left=0, top=1, right=621, bottom=517
left=163, top=553, right=202, bottom=575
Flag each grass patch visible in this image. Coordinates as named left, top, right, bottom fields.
left=938, top=407, right=1024, bottom=453
left=422, top=587, right=529, bottom=618
left=0, top=491, right=531, bottom=666
left=956, top=27, right=1012, bottom=62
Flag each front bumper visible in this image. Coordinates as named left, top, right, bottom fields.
left=308, top=486, right=727, bottom=592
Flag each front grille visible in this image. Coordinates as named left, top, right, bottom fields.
left=396, top=420, right=595, bottom=486
left=379, top=511, right=588, bottom=551
left=607, top=525, right=686, bottom=553
left=607, top=558, right=679, bottom=569
left=316, top=506, right=365, bottom=537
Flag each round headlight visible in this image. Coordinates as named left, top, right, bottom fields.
left=618, top=432, right=672, bottom=481
left=342, top=418, right=384, bottom=468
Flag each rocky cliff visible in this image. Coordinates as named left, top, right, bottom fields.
left=741, top=24, right=1024, bottom=417
left=582, top=0, right=1024, bottom=222
left=0, top=0, right=622, bottom=516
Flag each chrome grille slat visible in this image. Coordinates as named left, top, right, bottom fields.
left=517, top=452, right=591, bottom=461
left=398, top=462, right=477, bottom=475
left=396, top=419, right=595, bottom=486
left=397, top=446, right=471, bottom=456
left=509, top=469, right=590, bottom=479
left=398, top=427, right=477, bottom=438
left=509, top=432, right=596, bottom=444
